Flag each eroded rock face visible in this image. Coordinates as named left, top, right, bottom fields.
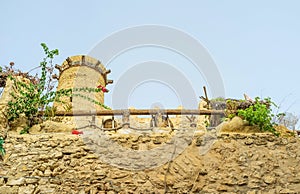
left=30, top=120, right=75, bottom=134
left=0, top=132, right=299, bottom=193
left=219, top=116, right=261, bottom=133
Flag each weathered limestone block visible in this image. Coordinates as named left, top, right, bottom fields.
left=7, top=177, right=25, bottom=186
left=30, top=120, right=74, bottom=133
left=219, top=116, right=261, bottom=133
left=18, top=185, right=36, bottom=194
left=0, top=186, right=18, bottom=194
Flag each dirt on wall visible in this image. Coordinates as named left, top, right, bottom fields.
left=0, top=129, right=300, bottom=194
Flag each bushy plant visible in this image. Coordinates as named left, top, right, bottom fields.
left=238, top=97, right=279, bottom=136
left=7, top=43, right=110, bottom=133
left=7, top=44, right=60, bottom=130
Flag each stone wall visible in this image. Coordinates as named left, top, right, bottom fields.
left=0, top=131, right=300, bottom=193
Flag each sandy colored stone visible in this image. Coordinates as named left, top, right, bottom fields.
left=264, top=175, right=276, bottom=184
left=25, top=177, right=39, bottom=184
left=28, top=124, right=43, bottom=134
left=7, top=177, right=25, bottom=186
left=0, top=186, right=18, bottom=194
left=0, top=129, right=299, bottom=193
left=280, top=188, right=296, bottom=194
left=9, top=114, right=28, bottom=134
left=18, top=185, right=36, bottom=194
left=38, top=120, right=74, bottom=133
left=219, top=116, right=261, bottom=133
left=44, top=168, right=52, bottom=176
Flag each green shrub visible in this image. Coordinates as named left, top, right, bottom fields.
left=237, top=97, right=279, bottom=136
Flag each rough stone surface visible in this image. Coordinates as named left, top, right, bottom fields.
left=0, top=131, right=299, bottom=193
left=219, top=116, right=261, bottom=133
left=30, top=120, right=75, bottom=133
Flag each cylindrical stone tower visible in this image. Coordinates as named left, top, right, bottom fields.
left=53, top=55, right=113, bottom=113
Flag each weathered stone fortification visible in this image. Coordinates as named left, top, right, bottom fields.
left=53, top=55, right=112, bottom=112
left=1, top=56, right=299, bottom=193
left=0, top=131, right=299, bottom=194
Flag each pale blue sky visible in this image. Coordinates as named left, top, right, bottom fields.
left=1, top=1, right=300, bottom=115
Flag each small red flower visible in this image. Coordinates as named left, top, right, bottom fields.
left=72, top=130, right=83, bottom=135
left=102, top=87, right=109, bottom=93
left=97, top=85, right=109, bottom=93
